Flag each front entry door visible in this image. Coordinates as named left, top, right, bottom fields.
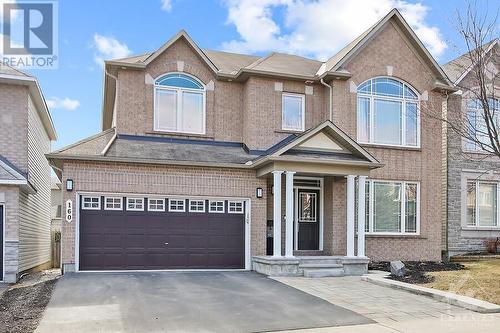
left=297, top=189, right=320, bottom=250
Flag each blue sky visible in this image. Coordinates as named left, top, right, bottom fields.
left=5, top=0, right=497, bottom=149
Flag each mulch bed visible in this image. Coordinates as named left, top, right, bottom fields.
left=0, top=279, right=58, bottom=333
left=369, top=261, right=465, bottom=284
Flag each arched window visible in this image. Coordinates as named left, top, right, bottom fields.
left=357, top=77, right=419, bottom=147
left=154, top=73, right=206, bottom=134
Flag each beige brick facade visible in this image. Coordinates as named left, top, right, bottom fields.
left=58, top=17, right=447, bottom=268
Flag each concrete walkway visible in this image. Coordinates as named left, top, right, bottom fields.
left=274, top=275, right=500, bottom=332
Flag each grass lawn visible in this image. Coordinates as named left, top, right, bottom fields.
left=422, top=260, right=500, bottom=305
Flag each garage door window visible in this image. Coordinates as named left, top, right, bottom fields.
left=209, top=200, right=225, bottom=213
left=169, top=199, right=185, bottom=212
left=104, top=197, right=122, bottom=210
left=189, top=199, right=205, bottom=212
left=228, top=201, right=243, bottom=213
left=82, top=196, right=100, bottom=210
left=127, top=198, right=144, bottom=211
left=148, top=198, right=165, bottom=212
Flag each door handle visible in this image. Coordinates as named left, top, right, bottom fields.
left=164, top=242, right=169, bottom=245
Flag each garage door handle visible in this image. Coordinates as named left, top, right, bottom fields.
left=164, top=242, right=169, bottom=245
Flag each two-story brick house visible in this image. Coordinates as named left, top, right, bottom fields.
left=0, top=65, right=57, bottom=282
left=442, top=39, right=500, bottom=256
left=48, top=9, right=455, bottom=276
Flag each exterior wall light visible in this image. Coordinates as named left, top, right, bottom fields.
left=66, top=179, right=74, bottom=191
left=256, top=187, right=263, bottom=198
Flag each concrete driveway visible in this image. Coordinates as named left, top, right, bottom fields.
left=35, top=271, right=372, bottom=333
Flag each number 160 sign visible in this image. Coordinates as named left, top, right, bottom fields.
left=66, top=199, right=73, bottom=223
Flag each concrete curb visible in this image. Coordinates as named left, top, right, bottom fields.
left=362, top=273, right=500, bottom=314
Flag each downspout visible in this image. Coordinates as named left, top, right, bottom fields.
left=105, top=69, right=119, bottom=128
left=442, top=91, right=450, bottom=261
left=320, top=78, right=333, bottom=121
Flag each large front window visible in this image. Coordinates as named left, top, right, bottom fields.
left=364, top=180, right=419, bottom=234
left=467, top=181, right=499, bottom=227
left=154, top=73, right=206, bottom=134
left=357, top=77, right=419, bottom=147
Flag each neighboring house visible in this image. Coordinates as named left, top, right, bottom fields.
left=442, top=39, right=500, bottom=256
left=47, top=9, right=455, bottom=277
left=0, top=65, right=57, bottom=283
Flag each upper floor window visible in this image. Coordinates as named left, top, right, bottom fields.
left=154, top=73, right=206, bottom=134
left=465, top=97, right=499, bottom=151
left=282, top=93, right=305, bottom=131
left=357, top=77, right=419, bottom=147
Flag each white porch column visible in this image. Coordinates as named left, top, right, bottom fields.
left=357, top=176, right=367, bottom=257
left=346, top=175, right=356, bottom=257
left=272, top=171, right=284, bottom=257
left=285, top=171, right=296, bottom=257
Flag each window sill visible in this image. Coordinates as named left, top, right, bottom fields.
left=360, top=143, right=421, bottom=151
left=365, top=234, right=424, bottom=239
left=146, top=131, right=215, bottom=140
left=462, top=226, right=500, bottom=231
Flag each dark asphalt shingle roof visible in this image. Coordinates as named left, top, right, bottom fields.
left=106, top=136, right=259, bottom=164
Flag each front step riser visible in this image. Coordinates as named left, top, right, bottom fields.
left=303, top=269, right=345, bottom=278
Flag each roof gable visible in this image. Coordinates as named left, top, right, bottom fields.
left=442, top=39, right=498, bottom=84
left=270, top=121, right=379, bottom=164
left=318, top=9, right=452, bottom=87
left=143, top=30, right=219, bottom=73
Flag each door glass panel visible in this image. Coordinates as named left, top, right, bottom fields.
left=299, top=192, right=316, bottom=222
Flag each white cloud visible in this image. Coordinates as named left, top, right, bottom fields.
left=160, top=0, right=172, bottom=12
left=46, top=97, right=80, bottom=111
left=92, top=34, right=131, bottom=66
left=221, top=0, right=447, bottom=61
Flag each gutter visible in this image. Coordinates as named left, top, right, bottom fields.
left=320, top=78, right=333, bottom=121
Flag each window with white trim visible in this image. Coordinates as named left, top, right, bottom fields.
left=127, top=197, right=144, bottom=211
left=189, top=199, right=205, bottom=212
left=364, top=180, right=419, bottom=234
left=228, top=201, right=244, bottom=213
left=357, top=77, right=419, bottom=147
left=209, top=200, right=224, bottom=213
left=169, top=199, right=185, bottom=212
left=465, top=97, right=499, bottom=151
left=466, top=181, right=499, bottom=227
left=282, top=93, right=305, bottom=131
left=104, top=197, right=122, bottom=210
left=82, top=196, right=100, bottom=210
left=148, top=198, right=165, bottom=211
left=154, top=73, right=206, bottom=134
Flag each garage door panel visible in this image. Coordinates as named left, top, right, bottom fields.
left=79, top=196, right=245, bottom=270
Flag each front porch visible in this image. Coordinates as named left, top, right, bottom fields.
left=253, top=256, right=370, bottom=277
left=251, top=121, right=382, bottom=277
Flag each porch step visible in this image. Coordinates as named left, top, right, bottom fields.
left=303, top=268, right=345, bottom=278
left=299, top=263, right=343, bottom=269
left=299, top=258, right=343, bottom=266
